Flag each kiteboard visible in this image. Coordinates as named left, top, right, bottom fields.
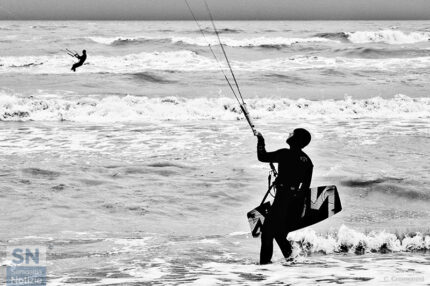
left=247, top=185, right=342, bottom=238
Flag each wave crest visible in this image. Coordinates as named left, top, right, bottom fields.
left=0, top=93, right=428, bottom=123
left=314, top=32, right=349, bottom=42
left=315, top=30, right=430, bottom=45
left=86, top=31, right=430, bottom=48
left=290, top=225, right=430, bottom=255
left=347, top=30, right=430, bottom=44
left=4, top=52, right=430, bottom=74
left=173, top=36, right=337, bottom=48
left=87, top=36, right=170, bottom=46
left=199, top=27, right=242, bottom=34
left=87, top=35, right=338, bottom=48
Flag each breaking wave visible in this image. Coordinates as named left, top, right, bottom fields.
left=289, top=225, right=430, bottom=255
left=0, top=50, right=214, bottom=74
left=346, top=30, right=430, bottom=44
left=338, top=47, right=430, bottom=59
left=316, top=30, right=430, bottom=45
left=3, top=51, right=430, bottom=74
left=173, top=36, right=338, bottom=47
left=87, top=35, right=338, bottom=48
left=198, top=27, right=242, bottom=34
left=314, top=32, right=349, bottom=42
left=0, top=93, right=428, bottom=122
left=87, top=36, right=170, bottom=46
left=166, top=30, right=430, bottom=46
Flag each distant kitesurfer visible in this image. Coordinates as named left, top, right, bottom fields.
left=256, top=128, right=313, bottom=264
left=71, top=50, right=87, bottom=72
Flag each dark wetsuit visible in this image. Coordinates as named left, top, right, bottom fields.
left=257, top=136, right=313, bottom=264
left=71, top=54, right=87, bottom=72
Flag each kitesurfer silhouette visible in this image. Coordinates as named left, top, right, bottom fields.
left=256, top=128, right=313, bottom=264
left=71, top=50, right=87, bottom=72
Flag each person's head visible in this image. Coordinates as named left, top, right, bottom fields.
left=286, top=128, right=311, bottom=150
left=82, top=50, right=86, bottom=54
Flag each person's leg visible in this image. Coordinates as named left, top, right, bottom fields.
left=274, top=233, right=292, bottom=259
left=260, top=230, right=274, bottom=264
left=260, top=217, right=275, bottom=264
left=274, top=193, right=294, bottom=259
left=71, top=62, right=82, bottom=72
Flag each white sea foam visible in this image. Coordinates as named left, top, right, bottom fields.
left=87, top=31, right=430, bottom=47
left=347, top=30, right=430, bottom=44
left=87, top=36, right=156, bottom=45
left=196, top=255, right=429, bottom=286
left=87, top=35, right=337, bottom=47
left=2, top=51, right=430, bottom=74
left=88, top=36, right=134, bottom=45
left=289, top=225, right=430, bottom=254
left=0, top=50, right=215, bottom=74
left=0, top=93, right=428, bottom=122
left=171, top=36, right=337, bottom=47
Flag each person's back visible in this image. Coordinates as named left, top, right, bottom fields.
left=256, top=128, right=313, bottom=264
left=77, top=52, right=87, bottom=64
left=258, top=147, right=312, bottom=190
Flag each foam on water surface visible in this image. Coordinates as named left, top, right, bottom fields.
left=5, top=227, right=428, bottom=286
left=0, top=92, right=429, bottom=122
left=347, top=30, right=430, bottom=44
left=87, top=35, right=339, bottom=47
left=2, top=52, right=430, bottom=74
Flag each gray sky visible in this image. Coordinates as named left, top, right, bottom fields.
left=0, top=0, right=430, bottom=20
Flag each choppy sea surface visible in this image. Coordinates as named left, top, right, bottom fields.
left=0, top=21, right=429, bottom=285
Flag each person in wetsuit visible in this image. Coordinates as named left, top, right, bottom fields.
left=71, top=50, right=87, bottom=72
left=256, top=128, right=313, bottom=264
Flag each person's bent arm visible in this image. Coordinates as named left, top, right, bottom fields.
left=256, top=132, right=281, bottom=163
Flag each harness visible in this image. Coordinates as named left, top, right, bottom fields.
left=260, top=162, right=304, bottom=205
left=259, top=162, right=278, bottom=205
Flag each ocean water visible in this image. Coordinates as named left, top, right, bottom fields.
left=0, top=21, right=429, bottom=285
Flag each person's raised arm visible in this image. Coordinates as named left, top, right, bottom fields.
left=256, top=132, right=281, bottom=163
